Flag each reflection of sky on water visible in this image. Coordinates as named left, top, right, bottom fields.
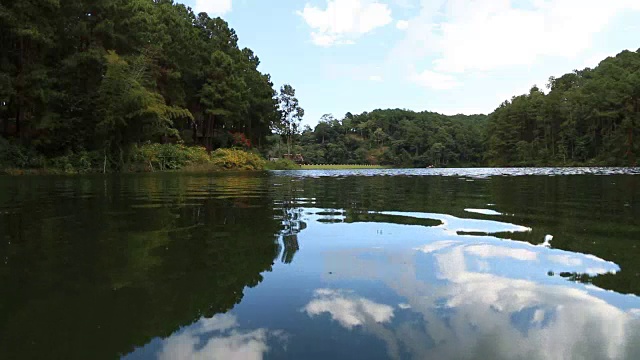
left=317, top=238, right=640, bottom=359
left=304, top=289, right=395, bottom=329
left=377, top=211, right=532, bottom=234
left=303, top=207, right=640, bottom=359
left=124, top=314, right=286, bottom=360
left=125, top=206, right=640, bottom=359
left=464, top=208, right=502, bottom=216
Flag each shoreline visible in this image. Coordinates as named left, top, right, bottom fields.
left=3, top=164, right=637, bottom=176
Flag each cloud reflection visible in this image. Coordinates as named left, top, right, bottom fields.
left=304, top=289, right=394, bottom=329
left=377, top=211, right=532, bottom=234
left=156, top=314, right=284, bottom=360
left=315, top=239, right=640, bottom=359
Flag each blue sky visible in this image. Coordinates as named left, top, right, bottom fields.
left=180, top=0, right=640, bottom=126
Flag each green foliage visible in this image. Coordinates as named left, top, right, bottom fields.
left=0, top=173, right=285, bottom=359
left=210, top=148, right=266, bottom=170
left=133, top=143, right=211, bottom=171
left=47, top=151, right=102, bottom=174
left=275, top=84, right=305, bottom=154
left=0, top=138, right=45, bottom=169
left=285, top=49, right=640, bottom=168
left=286, top=109, right=487, bottom=167
left=264, top=159, right=299, bottom=170
left=1, top=0, right=636, bottom=171
left=486, top=50, right=640, bottom=166
left=0, top=0, right=283, bottom=168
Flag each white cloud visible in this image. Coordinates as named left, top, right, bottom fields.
left=412, top=69, right=460, bottom=90
left=580, top=51, right=615, bottom=69
left=394, top=0, right=640, bottom=74
left=464, top=208, right=502, bottom=216
left=415, top=240, right=459, bottom=254
left=316, top=241, right=638, bottom=360
left=396, top=20, right=409, bottom=30
left=194, top=0, right=232, bottom=16
left=157, top=314, right=285, bottom=360
left=465, top=244, right=538, bottom=261
left=199, top=313, right=238, bottom=333
left=304, top=288, right=395, bottom=328
left=394, top=0, right=416, bottom=8
left=548, top=254, right=582, bottom=267
left=378, top=211, right=532, bottom=233
left=324, top=63, right=384, bottom=82
left=160, top=329, right=270, bottom=360
left=298, top=0, right=393, bottom=47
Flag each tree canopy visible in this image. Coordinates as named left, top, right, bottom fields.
left=269, top=109, right=487, bottom=167
left=0, top=0, right=284, bottom=169
left=1, top=0, right=638, bottom=169
left=486, top=49, right=640, bottom=166
left=273, top=49, right=640, bottom=167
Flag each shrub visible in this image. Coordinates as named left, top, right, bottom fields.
left=231, top=132, right=251, bottom=149
left=0, top=138, right=45, bottom=169
left=48, top=150, right=102, bottom=174
left=134, top=143, right=211, bottom=171
left=210, top=148, right=266, bottom=170
left=264, top=158, right=299, bottom=170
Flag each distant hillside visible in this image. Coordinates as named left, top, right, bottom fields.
left=270, top=109, right=488, bottom=167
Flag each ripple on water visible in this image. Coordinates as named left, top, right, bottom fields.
left=272, top=167, right=640, bottom=179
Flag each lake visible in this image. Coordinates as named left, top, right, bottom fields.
left=1, top=168, right=640, bottom=359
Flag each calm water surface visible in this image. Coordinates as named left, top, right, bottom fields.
left=1, top=168, right=640, bottom=359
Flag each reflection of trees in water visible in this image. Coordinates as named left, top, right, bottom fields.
left=281, top=234, right=300, bottom=264
left=277, top=201, right=305, bottom=264
left=271, top=177, right=309, bottom=265
left=0, top=174, right=285, bottom=360
left=271, top=174, right=640, bottom=295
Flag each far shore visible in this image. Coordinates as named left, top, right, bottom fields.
left=299, top=164, right=390, bottom=170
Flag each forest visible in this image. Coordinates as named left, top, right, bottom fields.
left=486, top=49, right=640, bottom=166
left=0, top=0, right=302, bottom=171
left=282, top=111, right=487, bottom=167
left=1, top=0, right=638, bottom=170
left=286, top=49, right=640, bottom=167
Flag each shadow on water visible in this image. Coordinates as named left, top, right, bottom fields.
left=0, top=173, right=297, bottom=359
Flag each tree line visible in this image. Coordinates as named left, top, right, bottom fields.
left=1, top=0, right=637, bottom=169
left=267, top=110, right=487, bottom=167
left=0, top=0, right=302, bottom=170
left=487, top=49, right=640, bottom=166
left=275, top=49, right=639, bottom=167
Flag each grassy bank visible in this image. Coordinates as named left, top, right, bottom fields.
left=0, top=141, right=295, bottom=174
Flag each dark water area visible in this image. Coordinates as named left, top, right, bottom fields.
left=1, top=168, right=640, bottom=359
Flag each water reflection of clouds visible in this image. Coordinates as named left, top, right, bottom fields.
left=152, top=314, right=284, bottom=360
left=310, top=239, right=640, bottom=359
left=415, top=239, right=618, bottom=277
left=378, top=211, right=532, bottom=234
left=547, top=254, right=582, bottom=266
left=465, top=244, right=537, bottom=261
left=304, top=289, right=394, bottom=329
left=464, top=208, right=502, bottom=216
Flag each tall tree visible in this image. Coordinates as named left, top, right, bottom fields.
left=277, top=84, right=304, bottom=155
left=97, top=51, right=191, bottom=169
left=198, top=50, right=246, bottom=150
